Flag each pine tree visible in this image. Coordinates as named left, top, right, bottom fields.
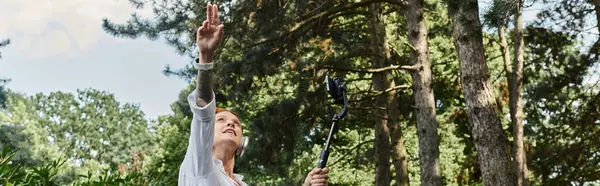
left=447, top=0, right=516, bottom=185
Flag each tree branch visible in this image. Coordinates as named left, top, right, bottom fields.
left=329, top=139, right=375, bottom=168
left=319, top=64, right=422, bottom=73
left=248, top=0, right=405, bottom=47
left=350, top=85, right=411, bottom=103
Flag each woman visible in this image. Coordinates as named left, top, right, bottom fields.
left=178, top=3, right=330, bottom=186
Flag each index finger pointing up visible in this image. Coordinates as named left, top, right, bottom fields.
left=213, top=4, right=219, bottom=25
left=206, top=3, right=213, bottom=25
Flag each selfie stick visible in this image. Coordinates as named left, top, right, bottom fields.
left=317, top=76, right=348, bottom=168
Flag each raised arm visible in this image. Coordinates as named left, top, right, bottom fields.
left=195, top=2, right=224, bottom=106
left=179, top=3, right=224, bottom=179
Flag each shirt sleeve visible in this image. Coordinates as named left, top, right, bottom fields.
left=179, top=89, right=216, bottom=177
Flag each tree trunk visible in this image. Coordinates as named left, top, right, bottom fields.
left=446, top=1, right=516, bottom=186
left=369, top=3, right=392, bottom=186
left=498, top=22, right=514, bottom=175
left=390, top=108, right=410, bottom=186
left=498, top=24, right=511, bottom=80
left=511, top=1, right=528, bottom=186
left=403, top=0, right=442, bottom=185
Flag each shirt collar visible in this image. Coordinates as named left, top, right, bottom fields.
left=213, top=158, right=248, bottom=185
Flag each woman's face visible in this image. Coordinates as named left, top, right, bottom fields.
left=213, top=111, right=243, bottom=150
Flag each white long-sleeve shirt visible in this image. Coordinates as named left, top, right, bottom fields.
left=178, top=90, right=248, bottom=186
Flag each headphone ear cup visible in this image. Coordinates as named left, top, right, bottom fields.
left=236, top=136, right=249, bottom=157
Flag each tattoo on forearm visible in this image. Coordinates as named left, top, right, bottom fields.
left=196, top=70, right=213, bottom=107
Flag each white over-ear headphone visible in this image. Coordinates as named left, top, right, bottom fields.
left=236, top=136, right=249, bottom=157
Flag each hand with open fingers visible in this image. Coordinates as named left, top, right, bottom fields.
left=303, top=167, right=329, bottom=186
left=196, top=3, right=224, bottom=63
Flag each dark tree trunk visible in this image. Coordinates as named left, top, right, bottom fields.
left=446, top=0, right=516, bottom=185
left=390, top=107, right=410, bottom=186
left=403, top=0, right=442, bottom=185
left=369, top=3, right=392, bottom=186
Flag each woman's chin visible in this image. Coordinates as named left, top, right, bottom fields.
left=214, top=137, right=239, bottom=147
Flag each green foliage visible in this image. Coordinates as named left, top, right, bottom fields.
left=482, top=0, right=520, bottom=26
left=31, top=88, right=152, bottom=169
left=536, top=0, right=596, bottom=34
left=0, top=146, right=168, bottom=186
left=0, top=146, right=27, bottom=185
left=25, top=159, right=67, bottom=186
left=0, top=91, right=63, bottom=168
left=0, top=38, right=10, bottom=108
left=0, top=38, right=9, bottom=59
left=132, top=84, right=194, bottom=185
left=73, top=169, right=168, bottom=186
left=528, top=3, right=600, bottom=183
left=0, top=146, right=67, bottom=186
left=0, top=82, right=7, bottom=109
left=523, top=26, right=600, bottom=186
left=0, top=89, right=154, bottom=185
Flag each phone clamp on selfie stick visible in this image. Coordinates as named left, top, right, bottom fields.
left=317, top=76, right=348, bottom=168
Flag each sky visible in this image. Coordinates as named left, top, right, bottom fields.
left=0, top=0, right=596, bottom=119
left=0, top=0, right=190, bottom=119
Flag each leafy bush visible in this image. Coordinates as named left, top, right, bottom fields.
left=0, top=146, right=167, bottom=186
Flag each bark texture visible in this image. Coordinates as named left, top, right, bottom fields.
left=511, top=1, right=528, bottom=185
left=369, top=3, right=392, bottom=186
left=390, top=106, right=410, bottom=186
left=447, top=0, right=516, bottom=185
left=403, top=0, right=442, bottom=185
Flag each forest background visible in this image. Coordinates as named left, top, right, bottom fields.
left=0, top=0, right=599, bottom=185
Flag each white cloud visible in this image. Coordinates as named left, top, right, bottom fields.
left=0, top=0, right=153, bottom=60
